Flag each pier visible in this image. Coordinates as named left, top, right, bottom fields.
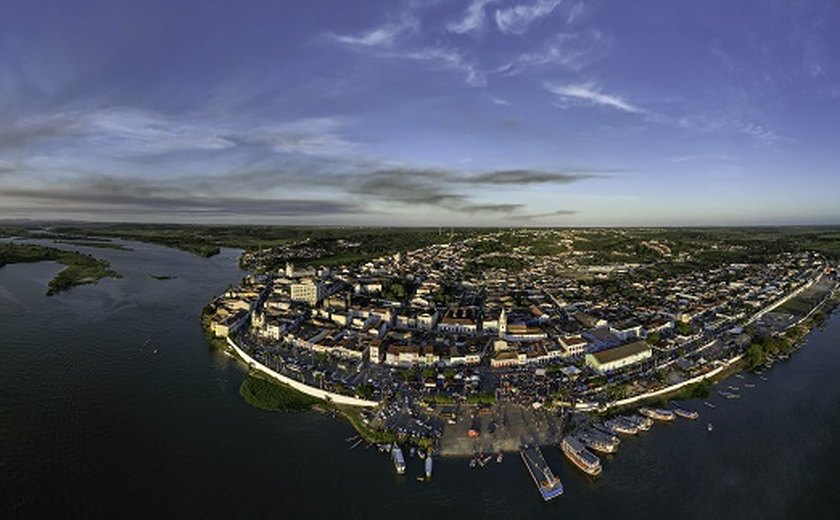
left=520, top=446, right=564, bottom=501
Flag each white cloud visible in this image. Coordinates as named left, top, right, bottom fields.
left=5, top=109, right=358, bottom=158
left=495, top=0, right=563, bottom=35
left=402, top=47, right=487, bottom=87
left=490, top=96, right=511, bottom=106
left=332, top=17, right=418, bottom=48
left=447, top=0, right=495, bottom=35
left=498, top=30, right=608, bottom=75
left=544, top=81, right=642, bottom=113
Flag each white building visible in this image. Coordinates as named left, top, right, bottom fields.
left=559, top=334, right=588, bottom=357
left=585, top=341, right=652, bottom=373
left=290, top=280, right=325, bottom=305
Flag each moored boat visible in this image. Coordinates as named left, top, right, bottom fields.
left=672, top=407, right=699, bottom=420
left=639, top=407, right=676, bottom=421
left=425, top=454, right=433, bottom=479
left=391, top=446, right=406, bottom=474
left=599, top=418, right=638, bottom=435
left=624, top=414, right=653, bottom=431
left=577, top=429, right=619, bottom=454
left=561, top=435, right=602, bottom=477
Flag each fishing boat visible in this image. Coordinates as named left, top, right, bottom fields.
left=425, top=455, right=433, bottom=479
left=707, top=423, right=714, bottom=432
left=496, top=452, right=504, bottom=464
left=704, top=402, right=716, bottom=408
left=718, top=391, right=740, bottom=399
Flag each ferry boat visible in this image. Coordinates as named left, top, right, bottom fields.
left=639, top=407, right=676, bottom=421
left=561, top=436, right=602, bottom=477
left=578, top=429, right=619, bottom=454
left=425, top=455, right=433, bottom=479
left=520, top=445, right=564, bottom=501
left=672, top=407, right=699, bottom=420
left=391, top=446, right=406, bottom=474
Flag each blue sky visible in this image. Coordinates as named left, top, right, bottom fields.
left=1, top=0, right=839, bottom=225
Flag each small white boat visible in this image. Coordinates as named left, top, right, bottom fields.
left=707, top=423, right=714, bottom=432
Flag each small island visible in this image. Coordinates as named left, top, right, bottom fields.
left=149, top=273, right=177, bottom=280
left=0, top=242, right=121, bottom=295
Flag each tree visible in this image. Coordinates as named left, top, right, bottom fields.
left=745, top=343, right=766, bottom=369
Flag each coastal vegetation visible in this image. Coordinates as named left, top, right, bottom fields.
left=336, top=406, right=398, bottom=445
left=239, top=374, right=322, bottom=412
left=0, top=243, right=120, bottom=295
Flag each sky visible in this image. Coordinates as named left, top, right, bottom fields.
left=1, top=0, right=839, bottom=226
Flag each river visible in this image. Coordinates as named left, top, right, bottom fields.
left=1, top=240, right=839, bottom=519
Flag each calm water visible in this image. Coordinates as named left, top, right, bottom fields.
left=2, top=241, right=839, bottom=519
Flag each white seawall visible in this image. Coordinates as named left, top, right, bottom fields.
left=226, top=337, right=379, bottom=408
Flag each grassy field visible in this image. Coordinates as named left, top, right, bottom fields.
left=0, top=242, right=121, bottom=295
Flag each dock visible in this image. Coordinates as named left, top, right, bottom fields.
left=520, top=445, right=564, bottom=501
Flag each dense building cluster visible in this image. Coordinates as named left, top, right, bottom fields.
left=205, top=230, right=829, bottom=411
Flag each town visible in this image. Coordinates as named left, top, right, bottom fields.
left=204, top=228, right=839, bottom=489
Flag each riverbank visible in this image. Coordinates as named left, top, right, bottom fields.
left=0, top=242, right=120, bottom=295
left=592, top=280, right=839, bottom=414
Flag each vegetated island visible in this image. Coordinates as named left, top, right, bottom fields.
left=54, top=239, right=133, bottom=251
left=0, top=242, right=121, bottom=295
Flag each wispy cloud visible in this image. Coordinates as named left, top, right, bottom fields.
left=331, top=17, right=419, bottom=48
left=401, top=47, right=486, bottom=87
left=675, top=115, right=792, bottom=149
left=330, top=15, right=485, bottom=87
left=499, top=30, right=609, bottom=75
left=495, top=0, right=563, bottom=35
left=447, top=0, right=495, bottom=35
left=347, top=166, right=596, bottom=214
left=509, top=209, right=578, bottom=221
left=490, top=96, right=511, bottom=106
left=544, top=81, right=643, bottom=113
left=0, top=182, right=362, bottom=217
left=463, top=169, right=603, bottom=184
left=0, top=109, right=357, bottom=158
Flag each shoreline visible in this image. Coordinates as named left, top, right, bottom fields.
left=210, top=284, right=839, bottom=458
